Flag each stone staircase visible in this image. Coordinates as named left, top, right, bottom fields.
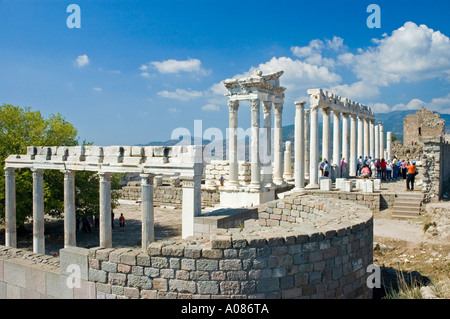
left=391, top=192, right=424, bottom=218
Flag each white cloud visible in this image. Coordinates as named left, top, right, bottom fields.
left=168, top=107, right=181, bottom=113
left=328, top=81, right=380, bottom=100
left=232, top=57, right=341, bottom=94
left=74, top=54, right=89, bottom=68
left=157, top=88, right=203, bottom=101
left=202, top=104, right=220, bottom=111
left=368, top=103, right=391, bottom=113
left=349, top=22, right=450, bottom=87
left=145, top=58, right=208, bottom=75
left=291, top=36, right=346, bottom=68
left=93, top=87, right=102, bottom=92
left=393, top=98, right=427, bottom=111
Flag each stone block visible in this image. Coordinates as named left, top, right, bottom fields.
left=319, top=178, right=332, bottom=191
left=373, top=179, right=381, bottom=190
left=341, top=181, right=352, bottom=192
left=362, top=180, right=374, bottom=193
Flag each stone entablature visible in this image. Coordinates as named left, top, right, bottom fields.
left=3, top=145, right=203, bottom=255
left=307, top=89, right=374, bottom=120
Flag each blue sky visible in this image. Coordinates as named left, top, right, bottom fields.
left=1, top=0, right=450, bottom=146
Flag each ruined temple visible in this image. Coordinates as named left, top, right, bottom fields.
left=403, top=107, right=445, bottom=146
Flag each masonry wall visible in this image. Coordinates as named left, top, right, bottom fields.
left=86, top=195, right=373, bottom=299
left=1, top=195, right=373, bottom=300
left=303, top=189, right=395, bottom=211
left=120, top=185, right=221, bottom=208
left=0, top=246, right=95, bottom=299
left=422, top=136, right=450, bottom=201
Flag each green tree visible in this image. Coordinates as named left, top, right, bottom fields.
left=0, top=104, right=122, bottom=229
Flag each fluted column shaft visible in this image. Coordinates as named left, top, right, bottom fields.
left=99, top=172, right=112, bottom=248
left=63, top=170, right=76, bottom=248
left=322, top=108, right=331, bottom=162
left=294, top=101, right=305, bottom=189
left=5, top=167, right=16, bottom=248
left=349, top=115, right=357, bottom=176
left=141, top=173, right=155, bottom=251
left=262, top=101, right=273, bottom=186
left=227, top=100, right=239, bottom=186
left=273, top=103, right=284, bottom=185
left=250, top=99, right=261, bottom=189
left=32, top=168, right=45, bottom=254
left=308, top=105, right=319, bottom=188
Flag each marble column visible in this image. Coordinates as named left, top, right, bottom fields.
left=349, top=115, right=357, bottom=176
left=304, top=110, right=310, bottom=179
left=140, top=173, right=154, bottom=251
left=32, top=168, right=45, bottom=254
left=99, top=172, right=112, bottom=248
left=273, top=102, right=284, bottom=185
left=322, top=107, right=331, bottom=162
left=374, top=125, right=380, bottom=159
left=63, top=170, right=76, bottom=248
left=332, top=109, right=341, bottom=177
left=387, top=131, right=392, bottom=159
left=182, top=176, right=202, bottom=239
left=294, top=101, right=305, bottom=190
left=357, top=116, right=364, bottom=160
left=283, top=141, right=293, bottom=181
left=227, top=100, right=239, bottom=187
left=250, top=99, right=261, bottom=189
left=364, top=117, right=370, bottom=159
left=342, top=113, right=349, bottom=177
left=308, top=104, right=319, bottom=188
left=379, top=122, right=384, bottom=160
left=262, top=101, right=273, bottom=187
left=369, top=120, right=375, bottom=158
left=5, top=167, right=16, bottom=248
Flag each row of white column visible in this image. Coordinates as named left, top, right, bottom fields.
left=3, top=168, right=173, bottom=253
left=293, top=103, right=389, bottom=189
left=227, top=99, right=284, bottom=189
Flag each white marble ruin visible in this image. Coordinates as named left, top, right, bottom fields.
left=4, top=145, right=203, bottom=253
left=296, top=89, right=390, bottom=189
left=217, top=70, right=287, bottom=207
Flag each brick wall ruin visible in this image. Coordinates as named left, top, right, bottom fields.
left=403, top=107, right=445, bottom=146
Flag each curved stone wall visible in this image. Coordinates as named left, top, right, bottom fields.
left=88, top=194, right=373, bottom=299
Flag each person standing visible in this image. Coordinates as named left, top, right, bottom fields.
left=111, top=210, right=115, bottom=229
left=119, top=213, right=126, bottom=231
left=323, top=160, right=330, bottom=177
left=340, top=158, right=347, bottom=177
left=401, top=159, right=407, bottom=179
left=379, top=158, right=387, bottom=181
left=406, top=161, right=417, bottom=191
left=356, top=156, right=362, bottom=176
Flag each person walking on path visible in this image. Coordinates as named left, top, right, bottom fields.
left=406, top=160, right=417, bottom=191
left=379, top=158, right=387, bottom=181
left=119, top=213, right=126, bottom=231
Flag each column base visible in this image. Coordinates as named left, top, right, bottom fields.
left=305, top=183, right=319, bottom=189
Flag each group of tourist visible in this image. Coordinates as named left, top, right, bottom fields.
left=355, top=155, right=418, bottom=191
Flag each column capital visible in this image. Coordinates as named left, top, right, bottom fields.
left=31, top=168, right=44, bottom=177
left=273, top=102, right=283, bottom=114
left=295, top=101, right=306, bottom=109
left=98, top=171, right=112, bottom=182
left=4, top=167, right=15, bottom=176
left=321, top=106, right=331, bottom=115
left=227, top=100, right=239, bottom=112
left=140, top=173, right=155, bottom=186
left=262, top=100, right=272, bottom=114
left=250, top=99, right=260, bottom=111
